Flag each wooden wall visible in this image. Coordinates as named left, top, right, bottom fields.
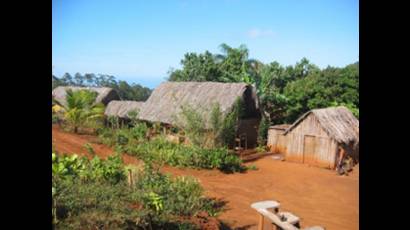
left=285, top=114, right=338, bottom=169
left=267, top=128, right=288, bottom=154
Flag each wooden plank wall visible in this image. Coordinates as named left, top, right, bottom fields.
left=267, top=128, right=287, bottom=154
left=285, top=114, right=338, bottom=169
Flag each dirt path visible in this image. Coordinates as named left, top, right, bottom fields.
left=52, top=125, right=140, bottom=165
left=52, top=125, right=358, bottom=230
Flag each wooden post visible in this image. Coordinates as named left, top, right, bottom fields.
left=127, top=169, right=133, bottom=187
left=258, top=213, right=264, bottom=230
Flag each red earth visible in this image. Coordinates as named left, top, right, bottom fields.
left=52, top=125, right=359, bottom=230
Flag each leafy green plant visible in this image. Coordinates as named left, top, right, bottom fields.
left=257, top=116, right=270, bottom=146
left=145, top=192, right=164, bottom=213
left=116, top=130, right=129, bottom=145
left=330, top=101, right=359, bottom=118
left=176, top=105, right=207, bottom=147
left=246, top=164, right=258, bottom=170
left=83, top=143, right=95, bottom=156
left=107, top=115, right=120, bottom=129
left=55, top=89, right=105, bottom=133
left=130, top=122, right=148, bottom=140
left=255, top=145, right=266, bottom=153
left=125, top=137, right=244, bottom=173
left=52, top=153, right=222, bottom=229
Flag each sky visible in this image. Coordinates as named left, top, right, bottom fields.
left=52, top=0, right=359, bottom=89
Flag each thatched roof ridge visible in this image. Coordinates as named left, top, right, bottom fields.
left=284, top=106, right=359, bottom=145
left=52, top=86, right=120, bottom=107
left=105, top=100, right=144, bottom=119
left=138, top=81, right=256, bottom=126
left=269, top=124, right=291, bottom=130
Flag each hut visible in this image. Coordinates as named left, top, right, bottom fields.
left=267, top=124, right=291, bottom=153
left=52, top=86, right=120, bottom=108
left=104, top=100, right=144, bottom=121
left=282, top=106, right=359, bottom=169
left=138, top=81, right=261, bottom=147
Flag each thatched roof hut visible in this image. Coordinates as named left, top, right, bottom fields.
left=138, top=81, right=260, bottom=126
left=138, top=81, right=261, bottom=147
left=282, top=106, right=359, bottom=169
left=52, top=86, right=120, bottom=107
left=105, top=100, right=144, bottom=119
left=284, top=106, right=359, bottom=145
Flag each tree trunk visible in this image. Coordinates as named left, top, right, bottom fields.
left=74, top=126, right=78, bottom=133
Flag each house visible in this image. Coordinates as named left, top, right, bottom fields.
left=52, top=86, right=120, bottom=108
left=104, top=100, right=144, bottom=121
left=267, top=124, right=291, bottom=153
left=137, top=81, right=261, bottom=147
left=282, top=106, right=359, bottom=169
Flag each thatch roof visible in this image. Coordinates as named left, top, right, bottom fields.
left=52, top=86, right=120, bottom=107
left=138, top=81, right=258, bottom=127
left=269, top=124, right=291, bottom=130
left=284, top=106, right=359, bottom=145
left=105, top=100, right=144, bottom=119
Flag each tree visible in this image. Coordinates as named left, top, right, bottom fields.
left=169, top=51, right=222, bottom=82
left=284, top=62, right=359, bottom=122
left=56, top=89, right=105, bottom=133
left=74, top=73, right=85, bottom=86
left=168, top=43, right=261, bottom=84
left=84, top=73, right=96, bottom=86
left=216, top=43, right=260, bottom=83
left=61, top=73, right=74, bottom=85
left=52, top=73, right=152, bottom=101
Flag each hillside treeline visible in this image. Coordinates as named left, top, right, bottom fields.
left=52, top=73, right=152, bottom=101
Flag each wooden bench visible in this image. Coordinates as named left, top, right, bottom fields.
left=251, top=201, right=325, bottom=230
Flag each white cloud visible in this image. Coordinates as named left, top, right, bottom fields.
left=247, top=28, right=275, bottom=39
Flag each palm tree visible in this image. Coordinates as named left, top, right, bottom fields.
left=54, top=89, right=105, bottom=133
left=215, top=43, right=261, bottom=83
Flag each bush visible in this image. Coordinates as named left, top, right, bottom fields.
left=130, top=122, right=148, bottom=140
left=257, top=116, right=270, bottom=146
left=52, top=154, right=220, bottom=229
left=83, top=143, right=95, bottom=156
left=116, top=130, right=129, bottom=145
left=125, top=137, right=245, bottom=173
left=52, top=114, right=60, bottom=124
left=176, top=99, right=243, bottom=148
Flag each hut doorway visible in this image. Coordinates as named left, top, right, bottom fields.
left=303, top=135, right=316, bottom=165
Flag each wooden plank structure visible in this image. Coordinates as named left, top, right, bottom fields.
left=251, top=200, right=325, bottom=230
left=267, top=106, right=359, bottom=169
left=267, top=124, right=291, bottom=153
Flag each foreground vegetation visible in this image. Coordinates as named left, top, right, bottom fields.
left=52, top=153, right=222, bottom=229
left=98, top=124, right=245, bottom=173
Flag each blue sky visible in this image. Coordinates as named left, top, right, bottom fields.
left=52, top=0, right=358, bottom=89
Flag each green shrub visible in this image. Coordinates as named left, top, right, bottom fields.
left=220, top=98, right=243, bottom=147
left=52, top=114, right=60, bottom=124
left=83, top=143, right=95, bottom=156
left=130, top=122, right=148, bottom=140
left=257, top=116, right=270, bottom=146
left=52, top=154, right=219, bottom=229
left=246, top=164, right=258, bottom=170
left=125, top=137, right=244, bottom=173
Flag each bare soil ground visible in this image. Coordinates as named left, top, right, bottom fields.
left=52, top=125, right=358, bottom=230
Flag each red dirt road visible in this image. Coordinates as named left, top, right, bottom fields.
left=52, top=125, right=358, bottom=230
